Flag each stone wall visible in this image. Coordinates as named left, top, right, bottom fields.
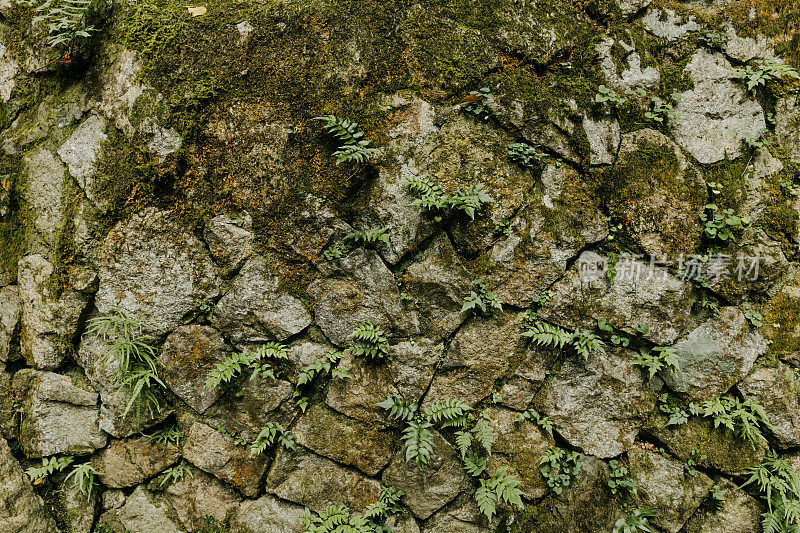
left=0, top=0, right=799, bottom=531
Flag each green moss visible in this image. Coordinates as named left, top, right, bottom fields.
left=0, top=153, right=30, bottom=278
left=702, top=157, right=749, bottom=210
left=763, top=277, right=800, bottom=359
left=602, top=141, right=679, bottom=201
left=719, top=0, right=800, bottom=71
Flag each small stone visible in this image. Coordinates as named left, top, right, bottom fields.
left=387, top=338, right=442, bottom=401
left=683, top=478, right=764, bottom=533
left=616, top=0, right=652, bottom=18
left=211, top=256, right=312, bottom=344
left=203, top=212, right=254, bottom=274
left=97, top=486, right=182, bottom=533
left=57, top=115, right=108, bottom=208
left=582, top=113, right=620, bottom=166
left=643, top=9, right=701, bottom=41
left=91, top=436, right=181, bottom=488
left=57, top=473, right=99, bottom=533
left=159, top=326, right=229, bottom=414
left=12, top=368, right=106, bottom=457
left=326, top=350, right=398, bottom=429
left=0, top=284, right=20, bottom=362
left=629, top=447, right=714, bottom=533
left=661, top=307, right=766, bottom=401
left=266, top=446, right=381, bottom=513
left=183, top=421, right=268, bottom=497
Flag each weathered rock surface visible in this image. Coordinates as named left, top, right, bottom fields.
left=484, top=406, right=553, bottom=499
left=211, top=256, right=311, bottom=344
left=21, top=148, right=67, bottom=249
left=643, top=9, right=700, bottom=41
left=616, top=0, right=651, bottom=18
left=400, top=233, right=470, bottom=341
left=326, top=350, right=398, bottom=429
left=182, top=421, right=268, bottom=497
left=57, top=114, right=107, bottom=208
left=91, top=436, right=181, bottom=488
left=509, top=455, right=619, bottom=533
left=644, top=414, right=767, bottom=476
left=776, top=95, right=800, bottom=163
left=683, top=478, right=763, bottom=533
left=292, top=403, right=394, bottom=476
left=13, top=368, right=106, bottom=457
left=499, top=342, right=558, bottom=411
left=421, top=494, right=494, bottom=533
left=160, top=465, right=242, bottom=530
left=671, top=50, right=766, bottom=164
left=98, top=486, right=182, bottom=533
left=159, top=325, right=228, bottom=413
left=738, top=362, right=800, bottom=448
left=310, top=248, right=417, bottom=346
left=629, top=447, right=714, bottom=533
left=230, top=493, right=305, bottom=533
left=542, top=346, right=653, bottom=458
left=266, top=447, right=381, bottom=513
left=202, top=374, right=297, bottom=434
left=203, top=212, right=254, bottom=274
left=18, top=254, right=89, bottom=369
left=606, top=129, right=706, bottom=257
left=57, top=473, right=99, bottom=533
left=0, top=435, right=58, bottom=532
left=423, top=312, right=526, bottom=408
left=661, top=307, right=767, bottom=400
left=487, top=164, right=608, bottom=307
left=0, top=284, right=20, bottom=362
left=387, top=338, right=442, bottom=401
left=382, top=430, right=463, bottom=520
left=95, top=208, right=220, bottom=338
left=539, top=251, right=699, bottom=345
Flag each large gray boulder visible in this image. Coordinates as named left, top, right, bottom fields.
left=487, top=164, right=607, bottom=308
left=0, top=435, right=58, bottom=532
left=542, top=347, right=653, bottom=458
left=671, top=50, right=766, bottom=164
left=738, top=362, right=800, bottom=448
left=230, top=494, right=305, bottom=533
left=182, top=421, right=268, bottom=497
left=95, top=208, right=220, bottom=339
left=18, top=255, right=89, bottom=369
left=423, top=312, right=527, bottom=408
left=159, top=325, right=229, bottom=414
left=400, top=233, right=470, bottom=341
left=57, top=114, right=108, bottom=209
left=661, top=307, right=767, bottom=400
left=13, top=368, right=106, bottom=457
left=211, top=255, right=311, bottom=344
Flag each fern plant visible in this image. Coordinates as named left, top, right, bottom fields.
left=26, top=0, right=98, bottom=53
left=302, top=505, right=375, bottom=533
left=349, top=323, right=390, bottom=361
left=522, top=320, right=604, bottom=359
left=570, top=328, right=605, bottom=360
left=146, top=424, right=182, bottom=449
left=743, top=452, right=800, bottom=533
left=613, top=508, right=655, bottom=533
left=376, top=394, right=418, bottom=422
left=294, top=350, right=350, bottom=413
left=701, top=396, right=770, bottom=448
left=345, top=226, right=390, bottom=247
left=634, top=346, right=679, bottom=379
left=66, top=462, right=102, bottom=500
left=731, top=58, right=800, bottom=92
left=25, top=455, right=74, bottom=484
left=85, top=310, right=165, bottom=425
left=401, top=175, right=493, bottom=221
left=514, top=407, right=553, bottom=437
left=250, top=422, right=296, bottom=455
left=508, top=142, right=546, bottom=170
left=461, top=279, right=502, bottom=316
left=159, top=460, right=193, bottom=488
left=314, top=115, right=379, bottom=165
left=540, top=447, right=581, bottom=495
left=608, top=459, right=636, bottom=496
left=362, top=485, right=405, bottom=522
left=475, top=466, right=524, bottom=521
left=401, top=420, right=435, bottom=470
left=204, top=342, right=288, bottom=390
